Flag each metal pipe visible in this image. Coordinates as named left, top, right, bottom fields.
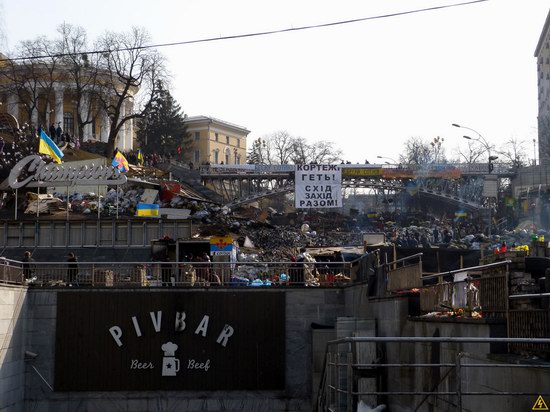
left=509, top=292, right=550, bottom=299
left=422, top=260, right=511, bottom=281
left=385, top=252, right=423, bottom=266
left=329, top=336, right=550, bottom=344
left=354, top=363, right=550, bottom=368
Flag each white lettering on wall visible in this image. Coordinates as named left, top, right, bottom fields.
left=8, top=155, right=127, bottom=189
left=216, top=324, right=234, bottom=347
left=109, top=326, right=123, bottom=347
left=132, top=316, right=142, bottom=337
left=108, top=311, right=234, bottom=349
left=150, top=311, right=162, bottom=332
left=175, top=311, right=186, bottom=332
left=195, top=315, right=210, bottom=337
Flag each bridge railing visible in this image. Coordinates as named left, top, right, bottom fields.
left=200, top=162, right=516, bottom=176
left=1, top=259, right=355, bottom=288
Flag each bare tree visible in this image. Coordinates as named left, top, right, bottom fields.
left=454, top=139, right=485, bottom=164
left=264, top=130, right=295, bottom=164
left=497, top=137, right=528, bottom=168
left=55, top=23, right=102, bottom=144
left=252, top=130, right=342, bottom=165
left=399, top=136, right=449, bottom=166
left=0, top=37, right=61, bottom=131
left=310, top=140, right=343, bottom=164
left=289, top=136, right=310, bottom=164
left=96, top=27, right=166, bottom=158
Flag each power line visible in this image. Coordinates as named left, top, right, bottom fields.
left=1, top=0, right=488, bottom=62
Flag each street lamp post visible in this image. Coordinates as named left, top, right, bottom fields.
left=452, top=123, right=497, bottom=173
left=453, top=123, right=497, bottom=237
left=377, top=155, right=398, bottom=164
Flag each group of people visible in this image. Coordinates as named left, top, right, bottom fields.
left=160, top=251, right=220, bottom=286
left=22, top=251, right=79, bottom=286
left=288, top=248, right=346, bottom=285
left=46, top=122, right=74, bottom=146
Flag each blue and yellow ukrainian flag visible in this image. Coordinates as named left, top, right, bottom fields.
left=454, top=210, right=468, bottom=218
left=39, top=130, right=64, bottom=164
left=136, top=203, right=159, bottom=217
left=112, top=150, right=129, bottom=173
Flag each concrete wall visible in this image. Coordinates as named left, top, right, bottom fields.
left=0, top=285, right=27, bottom=412
left=13, top=282, right=550, bottom=411
left=21, top=288, right=347, bottom=412
left=361, top=293, right=550, bottom=412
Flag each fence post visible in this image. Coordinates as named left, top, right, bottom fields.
left=325, top=351, right=332, bottom=411
left=456, top=352, right=463, bottom=411
left=347, top=351, right=353, bottom=412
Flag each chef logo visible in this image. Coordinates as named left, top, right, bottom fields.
left=161, top=341, right=180, bottom=377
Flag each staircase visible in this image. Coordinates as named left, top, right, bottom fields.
left=156, top=161, right=224, bottom=204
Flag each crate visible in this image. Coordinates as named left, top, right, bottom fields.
left=93, top=269, right=114, bottom=287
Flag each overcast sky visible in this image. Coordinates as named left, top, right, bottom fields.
left=1, top=0, right=548, bottom=164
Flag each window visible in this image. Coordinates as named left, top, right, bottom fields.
left=195, top=131, right=200, bottom=141
left=215, top=133, right=219, bottom=142
left=214, top=150, right=219, bottom=163
left=226, top=135, right=230, bottom=144
left=91, top=118, right=96, bottom=137
left=194, top=150, right=200, bottom=163
left=237, top=138, right=241, bottom=148
left=225, top=153, right=230, bottom=164
left=63, top=112, right=73, bottom=135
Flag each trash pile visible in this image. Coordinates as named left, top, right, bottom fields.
left=20, top=184, right=214, bottom=217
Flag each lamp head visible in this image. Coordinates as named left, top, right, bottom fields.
left=489, top=156, right=499, bottom=161
left=452, top=123, right=461, bottom=128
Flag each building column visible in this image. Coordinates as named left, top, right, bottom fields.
left=119, top=100, right=127, bottom=151
left=7, top=95, right=18, bottom=120
left=54, top=88, right=64, bottom=127
left=46, top=102, right=52, bottom=127
left=100, top=110, right=110, bottom=142
left=79, top=93, right=90, bottom=142
left=31, top=107, right=38, bottom=130
left=127, top=118, right=133, bottom=151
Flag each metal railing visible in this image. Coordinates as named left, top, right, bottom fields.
left=385, top=253, right=423, bottom=292
left=0, top=259, right=354, bottom=288
left=419, top=260, right=510, bottom=318
left=317, top=336, right=550, bottom=412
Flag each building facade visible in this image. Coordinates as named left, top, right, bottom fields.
left=184, top=115, right=250, bottom=165
left=535, top=10, right=550, bottom=164
left=0, top=52, right=135, bottom=150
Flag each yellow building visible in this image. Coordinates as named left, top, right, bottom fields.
left=185, top=116, right=249, bottom=165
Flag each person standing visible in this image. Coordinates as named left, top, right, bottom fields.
left=49, top=123, right=56, bottom=140
left=56, top=122, right=63, bottom=140
left=67, top=252, right=78, bottom=286
left=22, top=251, right=35, bottom=279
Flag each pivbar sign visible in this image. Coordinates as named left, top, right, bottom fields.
left=54, top=291, right=285, bottom=391
left=295, top=164, right=342, bottom=208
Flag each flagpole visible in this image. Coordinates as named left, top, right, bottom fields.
left=97, top=185, right=100, bottom=220
left=66, top=185, right=69, bottom=221
left=36, top=185, right=39, bottom=218
left=14, top=189, right=18, bottom=220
